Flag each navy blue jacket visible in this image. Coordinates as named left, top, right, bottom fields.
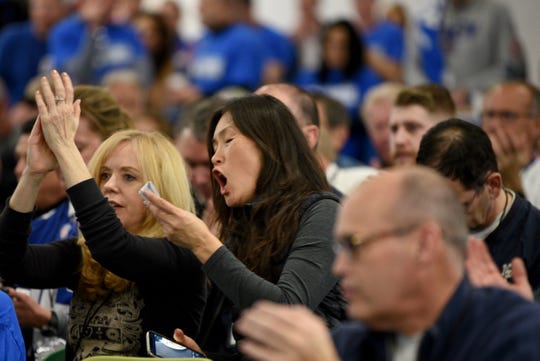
left=333, top=278, right=540, bottom=361
left=486, top=194, right=540, bottom=291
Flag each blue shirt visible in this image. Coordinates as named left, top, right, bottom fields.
left=0, top=291, right=25, bottom=361
left=255, top=25, right=296, bottom=81
left=295, top=68, right=379, bottom=164
left=29, top=199, right=78, bottom=306
left=296, top=68, right=377, bottom=118
left=0, top=22, right=46, bottom=105
left=362, top=21, right=404, bottom=85
left=29, top=199, right=78, bottom=245
left=189, top=24, right=265, bottom=95
left=332, top=277, right=540, bottom=361
left=48, top=14, right=149, bottom=85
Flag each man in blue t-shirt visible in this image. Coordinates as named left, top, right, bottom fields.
left=172, top=0, right=266, bottom=104
left=354, top=0, right=404, bottom=85
left=47, top=0, right=151, bottom=86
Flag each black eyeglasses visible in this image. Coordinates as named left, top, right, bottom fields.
left=334, top=223, right=421, bottom=256
left=481, top=110, right=533, bottom=122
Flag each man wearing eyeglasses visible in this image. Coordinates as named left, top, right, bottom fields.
left=417, top=119, right=540, bottom=293
left=481, top=81, right=540, bottom=208
left=234, top=166, right=540, bottom=361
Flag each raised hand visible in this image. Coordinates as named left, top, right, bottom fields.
left=35, top=70, right=80, bottom=156
left=485, top=125, right=530, bottom=195
left=34, top=70, right=91, bottom=189
left=466, top=237, right=533, bottom=301
left=24, top=116, right=57, bottom=177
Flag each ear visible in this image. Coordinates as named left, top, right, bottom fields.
left=302, top=124, right=320, bottom=150
left=330, top=125, right=350, bottom=153
left=415, top=221, right=441, bottom=265
left=532, top=114, right=540, bottom=145
left=485, top=172, right=503, bottom=199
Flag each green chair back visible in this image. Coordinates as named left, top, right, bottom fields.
left=82, top=357, right=212, bottom=361
left=42, top=348, right=66, bottom=361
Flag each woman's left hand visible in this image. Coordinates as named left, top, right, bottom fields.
left=143, top=191, right=223, bottom=263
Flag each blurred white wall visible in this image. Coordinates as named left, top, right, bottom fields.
left=143, top=0, right=540, bottom=86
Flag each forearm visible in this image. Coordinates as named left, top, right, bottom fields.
left=366, top=49, right=403, bottom=82
left=9, top=171, right=45, bottom=213
left=205, top=239, right=337, bottom=312
left=54, top=144, right=92, bottom=188
left=205, top=200, right=339, bottom=310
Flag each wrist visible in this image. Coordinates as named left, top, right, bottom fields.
left=21, top=168, right=48, bottom=183
left=192, top=233, right=222, bottom=264
left=41, top=310, right=59, bottom=336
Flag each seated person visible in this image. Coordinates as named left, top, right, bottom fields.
left=235, top=166, right=540, bottom=361
left=0, top=71, right=206, bottom=360
left=417, top=119, right=540, bottom=292
left=144, top=95, right=347, bottom=357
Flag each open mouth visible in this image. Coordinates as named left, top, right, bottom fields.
left=212, top=169, right=228, bottom=194
left=109, top=200, right=122, bottom=209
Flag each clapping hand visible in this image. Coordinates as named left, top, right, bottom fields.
left=466, top=237, right=533, bottom=301
left=35, top=70, right=80, bottom=156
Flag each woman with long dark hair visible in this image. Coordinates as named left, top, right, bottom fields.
left=145, top=94, right=346, bottom=356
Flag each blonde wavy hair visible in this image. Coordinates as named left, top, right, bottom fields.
left=77, top=130, right=195, bottom=300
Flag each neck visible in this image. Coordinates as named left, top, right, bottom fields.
left=489, top=187, right=511, bottom=225
left=395, top=263, right=463, bottom=335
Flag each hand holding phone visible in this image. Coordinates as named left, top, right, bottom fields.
left=139, top=181, right=159, bottom=203
left=146, top=330, right=206, bottom=358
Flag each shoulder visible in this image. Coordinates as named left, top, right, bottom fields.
left=471, top=286, right=540, bottom=328
left=510, top=195, right=540, bottom=225
left=332, top=321, right=369, bottom=339
left=0, top=291, right=13, bottom=314
left=378, top=20, right=403, bottom=35
left=226, top=24, right=261, bottom=43
left=49, top=15, right=85, bottom=42
left=466, top=287, right=540, bottom=357
left=295, top=69, right=318, bottom=86
left=0, top=22, right=30, bottom=39
left=53, top=15, right=84, bottom=32
left=300, top=192, right=340, bottom=216
left=332, top=322, right=385, bottom=360
left=295, top=193, right=340, bottom=236
left=107, top=22, right=140, bottom=39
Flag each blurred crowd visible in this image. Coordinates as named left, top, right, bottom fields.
left=1, top=1, right=540, bottom=361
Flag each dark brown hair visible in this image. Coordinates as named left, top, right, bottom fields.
left=207, top=95, right=330, bottom=281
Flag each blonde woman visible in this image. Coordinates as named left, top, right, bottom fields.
left=0, top=71, right=205, bottom=360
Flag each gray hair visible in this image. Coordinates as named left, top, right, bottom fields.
left=394, top=167, right=469, bottom=257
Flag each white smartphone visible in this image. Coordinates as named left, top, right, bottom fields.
left=146, top=330, right=206, bottom=358
left=139, top=181, right=159, bottom=202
